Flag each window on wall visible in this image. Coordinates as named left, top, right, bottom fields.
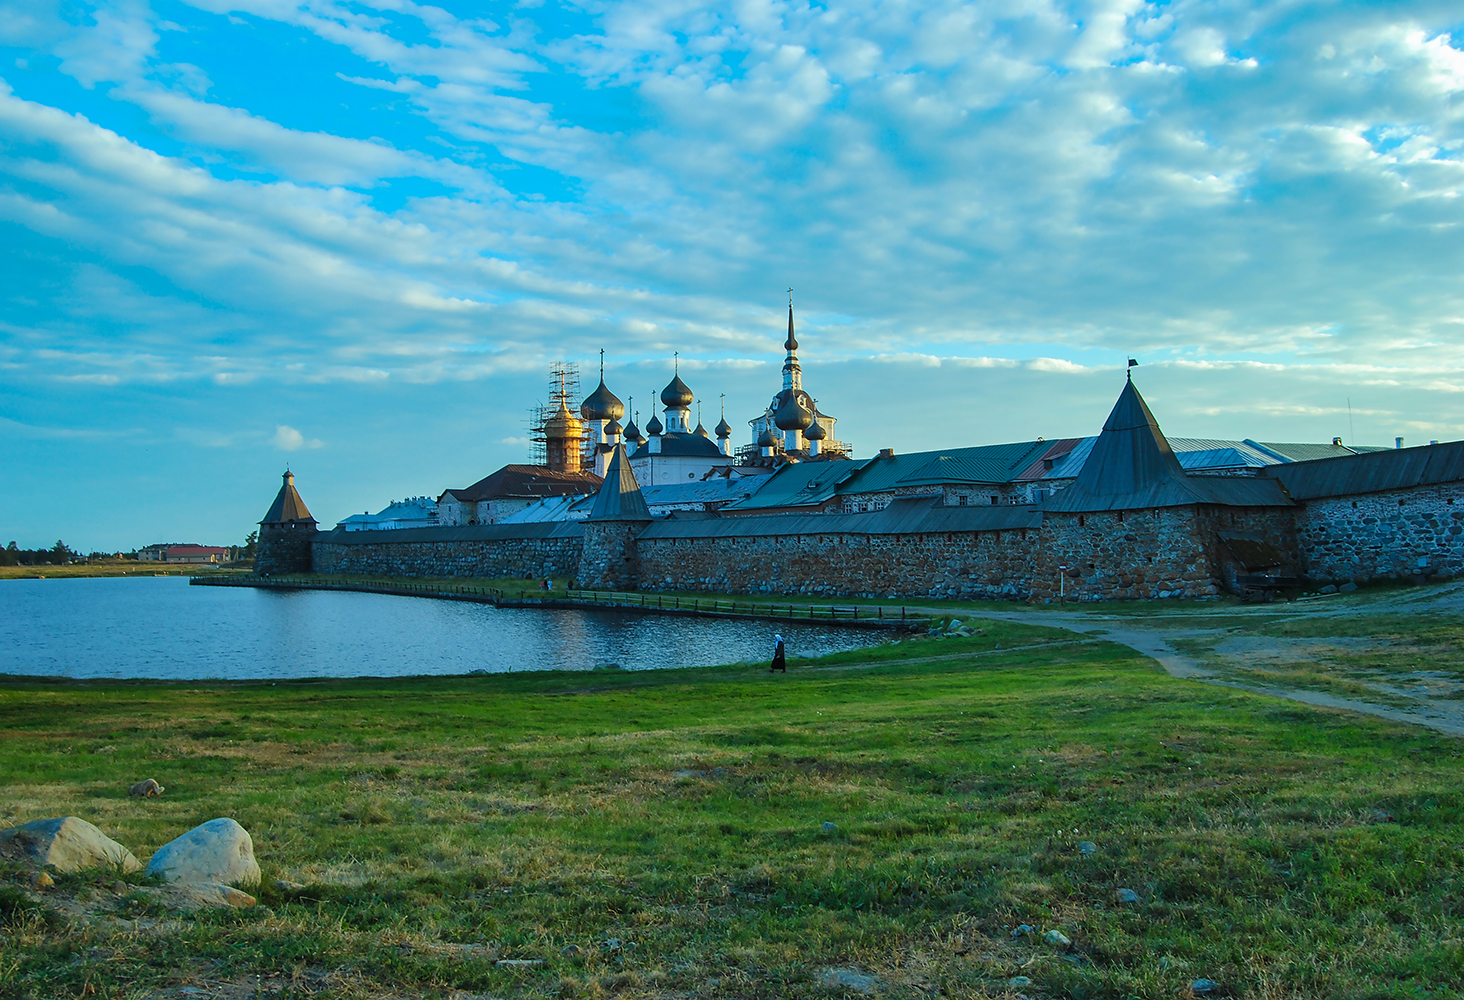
left=1117, top=510, right=1125, bottom=522
left=1078, top=516, right=1086, bottom=527
left=990, top=496, right=999, bottom=505
left=958, top=495, right=968, bottom=506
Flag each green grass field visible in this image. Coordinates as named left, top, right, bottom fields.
left=2, top=618, right=1462, bottom=999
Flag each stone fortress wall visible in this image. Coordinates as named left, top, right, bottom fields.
left=298, top=474, right=1462, bottom=602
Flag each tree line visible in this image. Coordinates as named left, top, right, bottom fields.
left=2, top=541, right=79, bottom=566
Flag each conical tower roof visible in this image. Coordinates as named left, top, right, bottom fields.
left=588, top=444, right=652, bottom=520
left=1043, top=378, right=1201, bottom=512
left=785, top=302, right=798, bottom=351
left=261, top=471, right=316, bottom=524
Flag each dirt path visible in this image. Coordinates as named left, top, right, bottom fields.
left=906, top=587, right=1464, bottom=737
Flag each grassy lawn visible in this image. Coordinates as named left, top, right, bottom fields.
left=2, top=623, right=1463, bottom=999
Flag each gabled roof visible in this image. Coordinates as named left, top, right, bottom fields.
left=1041, top=380, right=1292, bottom=511
left=895, top=440, right=1051, bottom=487
left=1261, top=439, right=1464, bottom=500
left=723, top=457, right=869, bottom=512
left=442, top=464, right=601, bottom=503
left=588, top=444, right=652, bottom=520
left=261, top=471, right=316, bottom=524
left=1247, top=440, right=1390, bottom=463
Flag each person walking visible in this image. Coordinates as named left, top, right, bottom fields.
left=769, top=634, right=787, bottom=673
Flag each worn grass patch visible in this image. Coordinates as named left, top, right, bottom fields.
left=2, top=626, right=1462, bottom=999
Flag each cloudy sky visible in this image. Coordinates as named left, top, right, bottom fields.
left=2, top=0, right=1462, bottom=549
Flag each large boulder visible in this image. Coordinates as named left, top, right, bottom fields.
left=145, top=818, right=260, bottom=888
left=0, top=817, right=141, bottom=873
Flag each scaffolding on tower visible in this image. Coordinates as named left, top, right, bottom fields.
left=526, top=361, right=582, bottom=467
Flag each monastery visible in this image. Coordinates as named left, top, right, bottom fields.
left=256, top=307, right=1464, bottom=602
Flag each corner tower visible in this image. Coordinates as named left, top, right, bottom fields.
left=255, top=470, right=318, bottom=576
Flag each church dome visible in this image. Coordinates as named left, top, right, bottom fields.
left=645, top=412, right=664, bottom=436
left=661, top=374, right=694, bottom=408
left=805, top=418, right=826, bottom=441
left=622, top=418, right=643, bottom=444
left=605, top=416, right=623, bottom=436
left=773, top=389, right=813, bottom=431
left=543, top=399, right=582, bottom=438
left=581, top=379, right=625, bottom=421
left=694, top=422, right=709, bottom=438
left=715, top=417, right=733, bottom=438
left=757, top=426, right=778, bottom=448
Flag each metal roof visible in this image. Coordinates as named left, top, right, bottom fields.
left=1248, top=440, right=1390, bottom=463
left=723, top=457, right=868, bottom=511
left=261, top=472, right=316, bottom=524
left=629, top=432, right=728, bottom=459
left=1041, top=380, right=1293, bottom=511
left=497, top=495, right=583, bottom=523
left=640, top=496, right=1042, bottom=539
left=589, top=444, right=652, bottom=520
left=894, top=440, right=1051, bottom=487
left=319, top=521, right=583, bottom=544
left=1262, top=439, right=1464, bottom=500
left=442, top=464, right=601, bottom=503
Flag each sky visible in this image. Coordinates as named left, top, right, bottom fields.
left=1, top=0, right=1462, bottom=550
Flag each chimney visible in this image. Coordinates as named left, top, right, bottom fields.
left=1332, top=437, right=1342, bottom=446
left=1396, top=437, right=1404, bottom=449
left=878, top=448, right=895, bottom=459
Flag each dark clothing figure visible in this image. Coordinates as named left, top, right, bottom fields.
left=770, top=634, right=787, bottom=673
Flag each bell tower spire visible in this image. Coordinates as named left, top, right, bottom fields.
left=783, top=288, right=801, bottom=393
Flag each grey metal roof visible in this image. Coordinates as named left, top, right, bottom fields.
left=895, top=440, right=1051, bottom=486
left=640, top=496, right=1041, bottom=539
left=318, top=521, right=583, bottom=544
left=1261, top=439, right=1464, bottom=500
left=589, top=444, right=652, bottom=520
left=1041, top=380, right=1293, bottom=511
left=1248, top=440, right=1390, bottom=463
left=722, top=457, right=869, bottom=511
left=629, top=432, right=727, bottom=459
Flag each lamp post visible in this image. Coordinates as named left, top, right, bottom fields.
left=1059, top=565, right=1068, bottom=605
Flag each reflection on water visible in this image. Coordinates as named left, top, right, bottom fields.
left=0, top=577, right=886, bottom=681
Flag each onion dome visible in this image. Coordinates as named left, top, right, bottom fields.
left=645, top=412, right=664, bottom=436
left=622, top=418, right=643, bottom=444
left=805, top=418, right=826, bottom=441
left=773, top=389, right=813, bottom=431
left=605, top=416, right=623, bottom=436
left=581, top=379, right=625, bottom=421
left=661, top=374, right=694, bottom=408
left=757, top=426, right=778, bottom=448
left=694, top=422, right=710, bottom=438
left=543, top=398, right=582, bottom=438
left=715, top=416, right=732, bottom=438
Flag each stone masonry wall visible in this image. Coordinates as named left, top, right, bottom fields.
left=577, top=521, right=651, bottom=590
left=313, top=536, right=582, bottom=579
left=635, top=505, right=1294, bottom=602
left=256, top=523, right=318, bottom=576
left=1294, top=483, right=1464, bottom=584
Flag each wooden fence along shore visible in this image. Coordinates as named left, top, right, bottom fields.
left=190, top=576, right=928, bottom=630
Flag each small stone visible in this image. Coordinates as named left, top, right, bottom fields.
left=1113, top=888, right=1139, bottom=904
left=1043, top=929, right=1071, bottom=947
left=1008, top=976, right=1032, bottom=987
left=112, top=880, right=129, bottom=894
left=1010, top=923, right=1033, bottom=938
left=1339, top=582, right=1358, bottom=593
left=146, top=818, right=260, bottom=888
left=1367, top=808, right=1395, bottom=824
left=30, top=870, right=54, bottom=890
left=948, top=619, right=962, bottom=630
left=1318, top=584, right=1338, bottom=594
left=1191, top=979, right=1219, bottom=995
left=820, top=968, right=879, bottom=993
left=274, top=879, right=306, bottom=892
left=821, top=821, right=838, bottom=833
left=1078, top=841, right=1097, bottom=855
left=128, top=779, right=165, bottom=798
left=560, top=944, right=583, bottom=958
left=0, top=817, right=141, bottom=874
left=495, top=959, right=544, bottom=968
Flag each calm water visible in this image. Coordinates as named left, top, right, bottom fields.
left=0, top=577, right=885, bottom=680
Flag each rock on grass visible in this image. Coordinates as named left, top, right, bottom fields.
left=145, top=818, right=260, bottom=888
left=0, top=817, right=141, bottom=874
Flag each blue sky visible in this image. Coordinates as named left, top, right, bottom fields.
left=2, top=0, right=1463, bottom=550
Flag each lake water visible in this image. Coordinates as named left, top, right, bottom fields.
left=0, top=577, right=886, bottom=680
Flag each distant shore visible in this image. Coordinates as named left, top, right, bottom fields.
left=0, top=564, right=253, bottom=581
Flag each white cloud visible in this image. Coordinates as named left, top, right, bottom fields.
left=272, top=424, right=323, bottom=450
